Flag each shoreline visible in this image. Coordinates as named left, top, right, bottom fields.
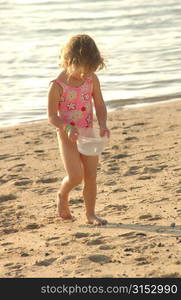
left=1, top=97, right=181, bottom=130
left=0, top=100, right=181, bottom=278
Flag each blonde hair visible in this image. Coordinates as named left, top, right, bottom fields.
left=59, top=34, right=105, bottom=76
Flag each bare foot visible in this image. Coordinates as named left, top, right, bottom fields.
left=86, top=214, right=108, bottom=226
left=56, top=192, right=73, bottom=219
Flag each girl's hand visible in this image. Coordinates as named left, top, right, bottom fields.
left=67, top=126, right=79, bottom=143
left=99, top=127, right=110, bottom=138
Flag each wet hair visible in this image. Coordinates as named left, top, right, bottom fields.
left=59, top=34, right=105, bottom=75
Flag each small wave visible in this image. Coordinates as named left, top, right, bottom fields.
left=106, top=93, right=181, bottom=110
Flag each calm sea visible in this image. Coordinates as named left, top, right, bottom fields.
left=1, top=0, right=181, bottom=127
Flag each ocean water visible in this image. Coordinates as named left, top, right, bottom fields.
left=1, top=0, right=181, bottom=127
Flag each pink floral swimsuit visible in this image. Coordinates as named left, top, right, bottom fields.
left=52, top=76, right=93, bottom=129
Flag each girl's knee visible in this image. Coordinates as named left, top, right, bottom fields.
left=69, top=173, right=83, bottom=186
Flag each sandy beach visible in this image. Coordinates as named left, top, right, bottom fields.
left=0, top=100, right=181, bottom=278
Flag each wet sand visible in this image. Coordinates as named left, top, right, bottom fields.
left=0, top=100, right=181, bottom=278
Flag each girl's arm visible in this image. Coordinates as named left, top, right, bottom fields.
left=48, top=81, right=79, bottom=142
left=47, top=82, right=64, bottom=131
left=92, top=74, right=110, bottom=137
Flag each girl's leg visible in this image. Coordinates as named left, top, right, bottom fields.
left=81, top=154, right=107, bottom=225
left=57, top=131, right=83, bottom=219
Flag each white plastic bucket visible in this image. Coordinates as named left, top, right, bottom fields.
left=77, top=128, right=108, bottom=156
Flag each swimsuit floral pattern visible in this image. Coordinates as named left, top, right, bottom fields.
left=52, top=76, right=94, bottom=128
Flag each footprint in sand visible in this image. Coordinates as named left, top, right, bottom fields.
left=135, top=257, right=150, bottom=265
left=124, top=136, right=139, bottom=142
left=70, top=198, right=83, bottom=205
left=132, top=122, right=146, bottom=127
left=106, top=166, right=120, bottom=174
left=145, top=154, right=160, bottom=160
left=112, top=145, right=119, bottom=150
left=3, top=228, right=19, bottom=234
left=107, top=162, right=118, bottom=168
left=122, top=130, right=128, bottom=135
left=34, top=149, right=44, bottom=153
left=119, top=231, right=136, bottom=239
left=73, top=232, right=90, bottom=238
left=60, top=241, right=70, bottom=246
left=14, top=179, right=33, bottom=186
left=0, top=154, right=11, bottom=160
left=99, top=245, right=116, bottom=250
left=41, top=132, right=54, bottom=137
left=106, top=159, right=117, bottom=164
left=139, top=213, right=162, bottom=221
left=139, top=213, right=152, bottom=220
left=36, top=177, right=59, bottom=184
left=20, top=252, right=30, bottom=257
left=87, top=237, right=104, bottom=246
left=137, top=175, right=152, bottom=180
left=6, top=263, right=24, bottom=273
left=0, top=194, right=17, bottom=203
left=46, top=236, right=60, bottom=242
left=6, top=155, right=23, bottom=161
left=124, top=166, right=141, bottom=176
left=102, top=151, right=111, bottom=156
left=149, top=215, right=162, bottom=221
left=33, top=187, right=56, bottom=195
left=104, top=204, right=128, bottom=212
left=124, top=247, right=134, bottom=253
left=0, top=176, right=7, bottom=184
left=88, top=254, right=111, bottom=264
left=142, top=165, right=167, bottom=174
left=1, top=242, right=14, bottom=246
left=25, top=223, right=42, bottom=230
left=136, top=233, right=147, bottom=237
left=130, top=186, right=143, bottom=190
left=3, top=135, right=12, bottom=139
left=4, top=263, right=14, bottom=268
left=112, top=153, right=130, bottom=159
left=111, top=126, right=120, bottom=130
left=8, top=164, right=26, bottom=171
left=35, top=257, right=57, bottom=266
left=168, top=124, right=179, bottom=131
left=33, top=140, right=42, bottom=145
left=58, top=255, right=76, bottom=264
left=113, top=188, right=127, bottom=193
left=104, top=180, right=117, bottom=186
left=173, top=167, right=181, bottom=172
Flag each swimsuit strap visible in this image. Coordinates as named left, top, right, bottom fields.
left=49, top=79, right=65, bottom=88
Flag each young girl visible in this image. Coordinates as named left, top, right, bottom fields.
left=48, top=34, right=110, bottom=225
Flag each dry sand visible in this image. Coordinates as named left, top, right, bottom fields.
left=0, top=100, right=181, bottom=278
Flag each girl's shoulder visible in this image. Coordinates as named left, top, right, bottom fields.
left=56, top=70, right=66, bottom=81
left=55, top=71, right=71, bottom=88
left=50, top=71, right=65, bottom=88
left=49, top=74, right=64, bottom=96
